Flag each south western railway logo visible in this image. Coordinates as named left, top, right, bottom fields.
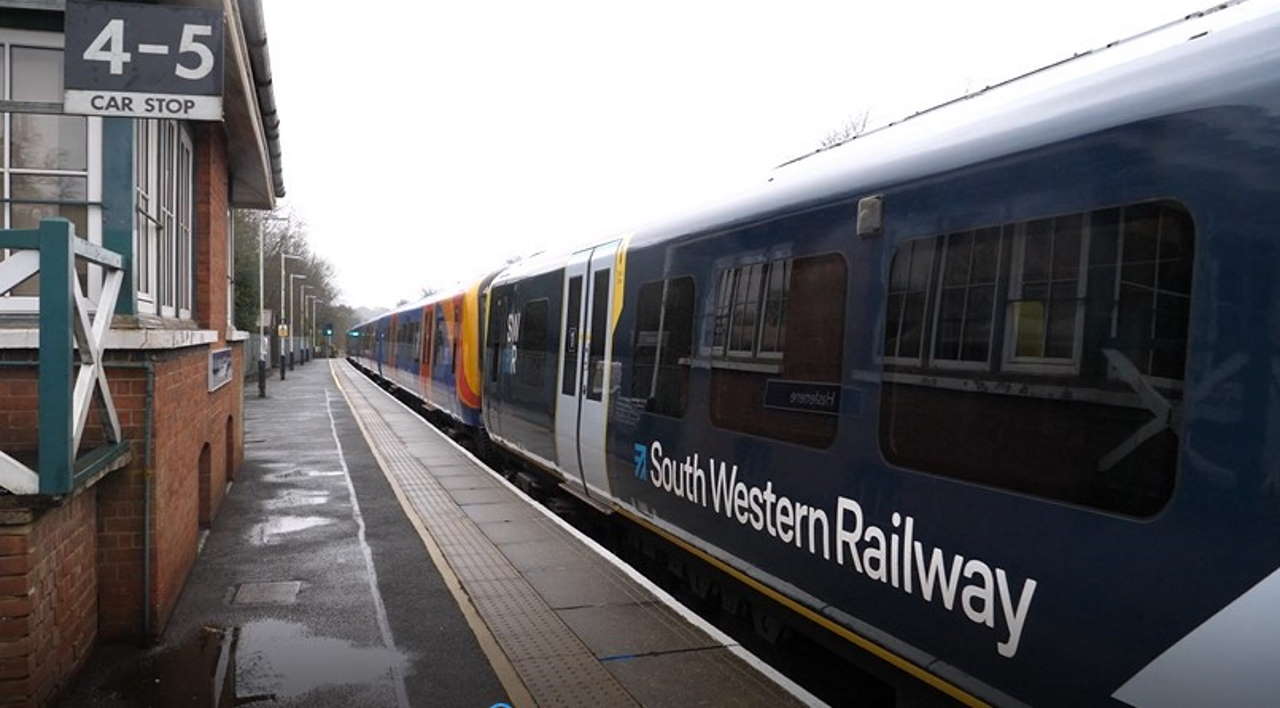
left=636, top=439, right=1038, bottom=658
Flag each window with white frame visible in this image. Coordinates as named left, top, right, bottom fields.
left=709, top=256, right=792, bottom=361
left=134, top=118, right=193, bottom=318
left=0, top=33, right=103, bottom=311
left=884, top=237, right=936, bottom=363
left=932, top=226, right=1004, bottom=366
left=1005, top=214, right=1087, bottom=369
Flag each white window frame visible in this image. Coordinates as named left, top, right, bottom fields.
left=1107, top=204, right=1190, bottom=392
left=708, top=266, right=734, bottom=357
left=1002, top=219, right=1090, bottom=375
left=883, top=237, right=936, bottom=367
left=928, top=228, right=1004, bottom=372
left=0, top=30, right=103, bottom=314
left=134, top=118, right=193, bottom=319
left=726, top=260, right=764, bottom=359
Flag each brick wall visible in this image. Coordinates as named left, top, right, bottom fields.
left=0, top=366, right=38, bottom=455
left=194, top=124, right=230, bottom=333
left=0, top=491, right=98, bottom=706
left=96, top=343, right=244, bottom=643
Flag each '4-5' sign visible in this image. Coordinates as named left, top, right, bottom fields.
left=83, top=18, right=215, bottom=80
left=63, top=0, right=224, bottom=121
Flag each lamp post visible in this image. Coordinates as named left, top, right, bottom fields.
left=289, top=273, right=306, bottom=371
left=248, top=216, right=267, bottom=398
left=299, top=284, right=313, bottom=364
left=279, top=251, right=304, bottom=380
left=311, top=296, right=320, bottom=358
left=304, top=294, right=315, bottom=360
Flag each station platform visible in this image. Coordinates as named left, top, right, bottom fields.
left=329, top=359, right=812, bottom=707
left=60, top=358, right=814, bottom=707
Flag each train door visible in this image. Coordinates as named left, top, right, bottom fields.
left=555, top=241, right=619, bottom=498
left=484, top=287, right=513, bottom=441
left=420, top=305, right=434, bottom=404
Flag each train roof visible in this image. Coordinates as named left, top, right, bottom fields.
left=351, top=282, right=468, bottom=331
left=614, top=0, right=1280, bottom=250
left=388, top=1, right=1280, bottom=305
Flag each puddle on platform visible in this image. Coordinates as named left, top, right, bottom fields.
left=236, top=618, right=408, bottom=700
left=262, top=468, right=347, bottom=483
left=100, top=626, right=235, bottom=707
left=88, top=621, right=405, bottom=705
left=247, top=516, right=334, bottom=546
left=263, top=489, right=332, bottom=511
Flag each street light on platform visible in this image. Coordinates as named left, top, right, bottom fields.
left=306, top=294, right=319, bottom=360
left=288, top=273, right=307, bottom=371
left=299, top=284, right=313, bottom=363
left=279, top=252, right=304, bottom=380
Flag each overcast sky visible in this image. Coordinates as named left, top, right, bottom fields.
left=262, top=0, right=1219, bottom=309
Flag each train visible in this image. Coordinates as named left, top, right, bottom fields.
left=348, top=3, right=1280, bottom=705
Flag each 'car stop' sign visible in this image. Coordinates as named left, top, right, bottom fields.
left=63, top=0, right=224, bottom=121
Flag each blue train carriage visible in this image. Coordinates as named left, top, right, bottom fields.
left=483, top=5, right=1280, bottom=706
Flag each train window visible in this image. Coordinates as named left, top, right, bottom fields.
left=562, top=276, right=583, bottom=396
left=884, top=237, right=936, bottom=364
left=433, top=307, right=451, bottom=373
left=1110, top=203, right=1193, bottom=380
left=518, top=299, right=549, bottom=388
left=1006, top=214, right=1087, bottom=367
left=631, top=277, right=694, bottom=417
left=710, top=253, right=846, bottom=448
left=487, top=292, right=510, bottom=384
left=427, top=311, right=437, bottom=373
left=932, top=227, right=1003, bottom=365
left=728, top=262, right=764, bottom=355
left=879, top=200, right=1193, bottom=516
left=451, top=305, right=461, bottom=374
left=759, top=260, right=790, bottom=358
left=586, top=269, right=610, bottom=401
left=710, top=268, right=733, bottom=354
left=710, top=258, right=792, bottom=360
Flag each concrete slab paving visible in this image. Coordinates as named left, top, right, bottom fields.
left=557, top=602, right=723, bottom=659
left=498, top=537, right=600, bottom=572
left=477, top=518, right=556, bottom=545
left=603, top=647, right=800, bottom=707
left=462, top=500, right=542, bottom=523
left=332, top=360, right=808, bottom=708
left=521, top=566, right=649, bottom=609
left=447, top=487, right=512, bottom=505
left=436, top=474, right=498, bottom=490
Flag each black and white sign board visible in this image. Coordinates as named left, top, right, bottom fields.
left=63, top=0, right=224, bottom=121
left=208, top=348, right=232, bottom=391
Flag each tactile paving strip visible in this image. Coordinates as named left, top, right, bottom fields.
left=335, top=364, right=639, bottom=707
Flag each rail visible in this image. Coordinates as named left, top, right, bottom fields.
left=0, top=219, right=128, bottom=495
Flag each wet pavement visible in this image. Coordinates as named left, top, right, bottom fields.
left=60, top=361, right=509, bottom=707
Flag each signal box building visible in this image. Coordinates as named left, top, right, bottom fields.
left=0, top=1, right=283, bottom=704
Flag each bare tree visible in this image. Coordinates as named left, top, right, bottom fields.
left=818, top=109, right=871, bottom=150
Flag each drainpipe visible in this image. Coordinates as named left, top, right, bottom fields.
left=97, top=359, right=158, bottom=643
